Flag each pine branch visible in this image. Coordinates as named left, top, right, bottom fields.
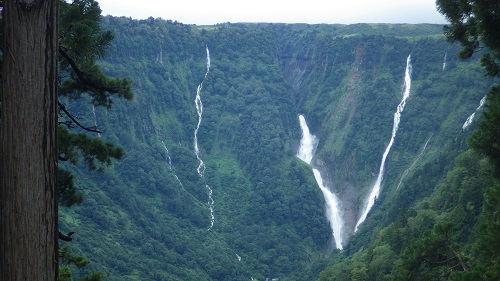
left=58, top=101, right=102, bottom=133
left=447, top=244, right=468, bottom=271
left=58, top=46, right=121, bottom=94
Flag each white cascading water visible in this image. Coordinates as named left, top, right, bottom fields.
left=92, top=105, right=101, bottom=138
left=296, top=115, right=344, bottom=250
left=355, top=54, right=412, bottom=232
left=396, top=135, right=431, bottom=190
left=157, top=46, right=164, bottom=65
left=194, top=46, right=210, bottom=176
left=462, top=96, right=486, bottom=130
left=193, top=46, right=215, bottom=230
left=161, top=141, right=173, bottom=169
left=161, top=141, right=184, bottom=187
left=297, top=116, right=317, bottom=164
left=313, top=170, right=344, bottom=250
left=442, top=51, right=447, bottom=71
left=206, top=185, right=214, bottom=230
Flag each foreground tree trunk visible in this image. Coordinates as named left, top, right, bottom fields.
left=0, top=0, right=59, bottom=280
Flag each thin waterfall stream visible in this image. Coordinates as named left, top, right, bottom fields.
left=462, top=96, right=486, bottom=130
left=161, top=140, right=184, bottom=187
left=355, top=54, right=412, bottom=232
left=193, top=46, right=215, bottom=230
left=442, top=51, right=447, bottom=71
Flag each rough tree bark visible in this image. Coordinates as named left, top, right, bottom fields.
left=0, top=0, right=59, bottom=280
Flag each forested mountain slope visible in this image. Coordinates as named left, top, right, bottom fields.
left=59, top=18, right=496, bottom=280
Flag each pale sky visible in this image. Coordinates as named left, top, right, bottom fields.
left=97, top=0, right=448, bottom=25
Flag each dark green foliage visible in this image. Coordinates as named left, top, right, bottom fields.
left=469, top=85, right=500, bottom=177
left=59, top=246, right=105, bottom=281
left=392, top=222, right=466, bottom=280
left=437, top=0, right=500, bottom=178
left=59, top=0, right=133, bottom=108
left=60, top=246, right=91, bottom=268
left=60, top=0, right=113, bottom=61
left=58, top=126, right=124, bottom=171
left=435, top=3, right=500, bottom=280
left=466, top=184, right=500, bottom=280
left=58, top=168, right=84, bottom=207
left=55, top=1, right=134, bottom=280
left=57, top=124, right=124, bottom=209
left=436, top=0, right=500, bottom=76
left=56, top=0, right=131, bottom=209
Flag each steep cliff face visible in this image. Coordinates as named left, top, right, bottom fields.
left=60, top=20, right=495, bottom=280
left=275, top=23, right=491, bottom=243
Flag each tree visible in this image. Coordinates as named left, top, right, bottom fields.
left=436, top=0, right=500, bottom=175
left=0, top=0, right=59, bottom=280
left=58, top=0, right=132, bottom=108
left=56, top=0, right=132, bottom=208
left=55, top=0, right=132, bottom=279
left=392, top=223, right=467, bottom=281
left=436, top=2, right=500, bottom=279
left=436, top=0, right=500, bottom=76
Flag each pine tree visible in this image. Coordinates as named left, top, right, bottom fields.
left=57, top=0, right=132, bottom=207
left=436, top=1, right=500, bottom=171
left=436, top=0, right=500, bottom=77
left=436, top=1, right=500, bottom=279
left=55, top=1, right=132, bottom=279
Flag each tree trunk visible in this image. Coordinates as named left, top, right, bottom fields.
left=0, top=0, right=59, bottom=280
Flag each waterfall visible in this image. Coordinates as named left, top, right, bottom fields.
left=206, top=184, right=215, bottom=230
left=296, top=115, right=344, bottom=250
left=158, top=46, right=164, bottom=65
left=396, top=135, right=431, bottom=190
left=92, top=105, right=101, bottom=138
left=462, top=96, right=486, bottom=130
left=161, top=140, right=184, bottom=187
left=193, top=46, right=215, bottom=230
left=442, top=51, right=447, bottom=71
left=313, top=169, right=344, bottom=250
left=161, top=141, right=173, bottom=169
left=297, top=116, right=317, bottom=164
left=194, top=46, right=210, bottom=176
left=355, top=54, right=412, bottom=232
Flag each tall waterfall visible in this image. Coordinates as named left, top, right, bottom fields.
left=194, top=46, right=211, bottom=177
left=296, top=115, right=344, bottom=250
left=193, top=46, right=215, bottom=230
left=355, top=54, right=412, bottom=232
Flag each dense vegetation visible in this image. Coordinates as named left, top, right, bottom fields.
left=59, top=17, right=498, bottom=280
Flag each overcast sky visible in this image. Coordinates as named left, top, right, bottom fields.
left=97, top=0, right=448, bottom=25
